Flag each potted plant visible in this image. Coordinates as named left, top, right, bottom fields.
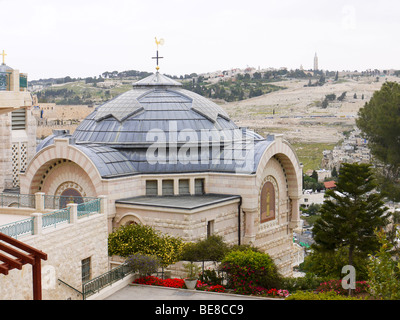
left=180, top=243, right=201, bottom=290
left=183, top=262, right=200, bottom=289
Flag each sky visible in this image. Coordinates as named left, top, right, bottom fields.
left=1, top=0, right=399, bottom=80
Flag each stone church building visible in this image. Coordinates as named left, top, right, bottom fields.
left=19, top=72, right=302, bottom=277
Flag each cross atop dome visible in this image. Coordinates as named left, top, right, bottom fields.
left=152, top=37, right=164, bottom=71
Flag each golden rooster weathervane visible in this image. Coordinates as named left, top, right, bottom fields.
left=152, top=37, right=164, bottom=71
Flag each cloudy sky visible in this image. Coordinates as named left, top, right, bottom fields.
left=1, top=0, right=399, bottom=80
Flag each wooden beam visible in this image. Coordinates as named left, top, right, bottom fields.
left=0, top=242, right=35, bottom=265
left=0, top=252, right=23, bottom=270
left=0, top=233, right=47, bottom=261
left=32, top=256, right=42, bottom=300
left=0, top=263, right=9, bottom=275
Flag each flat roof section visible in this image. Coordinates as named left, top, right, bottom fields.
left=115, top=194, right=241, bottom=210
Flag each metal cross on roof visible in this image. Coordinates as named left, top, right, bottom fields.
left=1, top=50, right=6, bottom=65
left=152, top=38, right=164, bottom=71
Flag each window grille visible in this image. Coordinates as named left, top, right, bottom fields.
left=195, top=178, right=205, bottom=195
left=11, top=142, right=27, bottom=187
left=145, top=180, right=158, bottom=196
left=162, top=180, right=174, bottom=196
left=82, top=257, right=91, bottom=283
left=179, top=179, right=190, bottom=195
left=11, top=108, right=26, bottom=130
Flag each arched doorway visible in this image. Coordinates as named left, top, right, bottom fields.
left=59, top=188, right=84, bottom=209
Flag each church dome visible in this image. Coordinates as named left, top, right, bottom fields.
left=37, top=72, right=270, bottom=176
left=72, top=72, right=242, bottom=147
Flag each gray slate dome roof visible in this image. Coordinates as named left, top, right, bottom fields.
left=37, top=73, right=271, bottom=177
left=72, top=73, right=236, bottom=146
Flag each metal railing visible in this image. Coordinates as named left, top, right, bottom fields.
left=43, top=195, right=97, bottom=210
left=77, top=199, right=101, bottom=219
left=82, top=263, right=133, bottom=300
left=0, top=193, right=101, bottom=238
left=58, top=279, right=83, bottom=299
left=0, top=193, right=36, bottom=209
left=42, top=207, right=71, bottom=230
left=0, top=217, right=34, bottom=238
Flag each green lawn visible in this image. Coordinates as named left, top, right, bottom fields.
left=291, top=142, right=335, bottom=172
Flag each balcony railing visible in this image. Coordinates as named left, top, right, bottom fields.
left=0, top=193, right=103, bottom=239
left=43, top=194, right=98, bottom=210
left=77, top=199, right=101, bottom=219
left=42, top=207, right=71, bottom=230
left=0, top=217, right=34, bottom=239
left=0, top=193, right=35, bottom=208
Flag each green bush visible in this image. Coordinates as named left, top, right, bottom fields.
left=367, top=229, right=400, bottom=300
left=180, top=235, right=230, bottom=263
left=285, top=291, right=364, bottom=300
left=125, top=253, right=160, bottom=277
left=108, top=224, right=185, bottom=267
left=220, top=249, right=281, bottom=292
left=281, top=273, right=329, bottom=293
left=199, top=269, right=224, bottom=286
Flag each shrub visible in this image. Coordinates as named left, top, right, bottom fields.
left=125, top=253, right=160, bottom=277
left=180, top=235, right=230, bottom=263
left=285, top=290, right=365, bottom=300
left=133, top=276, right=185, bottom=288
left=108, top=224, right=185, bottom=267
left=367, top=228, right=400, bottom=300
left=133, top=276, right=226, bottom=291
left=197, top=282, right=226, bottom=293
left=281, top=273, right=329, bottom=293
left=199, top=269, right=224, bottom=286
left=197, top=235, right=230, bottom=262
left=316, top=279, right=370, bottom=295
left=220, top=249, right=281, bottom=293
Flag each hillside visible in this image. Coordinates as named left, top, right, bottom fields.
left=221, top=75, right=400, bottom=171
left=223, top=76, right=399, bottom=144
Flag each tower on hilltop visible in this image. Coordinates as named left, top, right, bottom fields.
left=314, top=52, right=318, bottom=71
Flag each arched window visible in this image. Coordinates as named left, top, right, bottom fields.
left=59, top=188, right=83, bottom=209
left=260, top=181, right=275, bottom=223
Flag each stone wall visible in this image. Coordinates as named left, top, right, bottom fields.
left=0, top=210, right=109, bottom=300
left=115, top=200, right=240, bottom=244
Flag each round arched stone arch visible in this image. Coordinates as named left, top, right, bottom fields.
left=255, top=138, right=302, bottom=199
left=116, top=213, right=146, bottom=227
left=19, top=138, right=103, bottom=196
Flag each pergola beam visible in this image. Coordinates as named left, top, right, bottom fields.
left=0, top=263, right=9, bottom=275
left=0, top=242, right=35, bottom=265
left=0, top=233, right=47, bottom=300
left=0, top=233, right=47, bottom=260
left=0, top=252, right=23, bottom=270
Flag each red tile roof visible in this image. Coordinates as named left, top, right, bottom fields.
left=324, top=180, right=336, bottom=189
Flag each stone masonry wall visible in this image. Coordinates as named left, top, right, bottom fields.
left=0, top=212, right=108, bottom=300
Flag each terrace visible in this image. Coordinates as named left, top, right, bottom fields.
left=0, top=192, right=102, bottom=239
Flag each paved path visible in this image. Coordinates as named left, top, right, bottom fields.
left=105, top=284, right=280, bottom=300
